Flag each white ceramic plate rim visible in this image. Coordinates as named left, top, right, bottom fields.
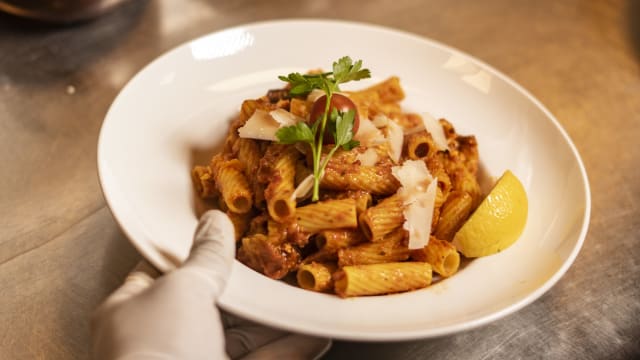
left=98, top=19, right=591, bottom=341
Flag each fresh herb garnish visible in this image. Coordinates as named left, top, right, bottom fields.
left=276, top=56, right=371, bottom=201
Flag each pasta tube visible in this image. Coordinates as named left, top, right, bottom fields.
left=338, top=228, right=409, bottom=267
left=191, top=165, right=217, bottom=199
left=233, top=138, right=262, bottom=177
left=359, top=194, right=404, bottom=242
left=350, top=76, right=405, bottom=103
left=325, top=190, right=372, bottom=216
left=334, top=262, right=432, bottom=297
left=434, top=191, right=473, bottom=240
left=316, top=229, right=365, bottom=253
left=297, top=262, right=338, bottom=292
left=303, top=229, right=366, bottom=263
left=322, top=163, right=400, bottom=196
left=264, top=145, right=299, bottom=222
left=410, top=237, right=460, bottom=278
left=289, top=97, right=312, bottom=118
left=405, top=130, right=437, bottom=160
left=209, top=154, right=253, bottom=214
left=296, top=198, right=358, bottom=234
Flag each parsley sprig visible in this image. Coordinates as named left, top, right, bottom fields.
left=276, top=56, right=371, bottom=201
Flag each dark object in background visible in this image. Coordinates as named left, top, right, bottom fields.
left=0, top=0, right=130, bottom=23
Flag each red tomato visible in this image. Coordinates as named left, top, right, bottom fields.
left=309, top=93, right=360, bottom=143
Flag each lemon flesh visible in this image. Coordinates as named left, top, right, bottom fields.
left=452, top=170, right=528, bottom=257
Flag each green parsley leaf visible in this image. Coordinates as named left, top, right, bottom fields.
left=333, top=57, right=371, bottom=86
left=278, top=73, right=325, bottom=96
left=334, top=109, right=359, bottom=150
left=275, top=122, right=314, bottom=144
left=341, top=139, right=360, bottom=151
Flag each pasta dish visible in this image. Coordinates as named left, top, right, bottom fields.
left=192, top=57, right=483, bottom=297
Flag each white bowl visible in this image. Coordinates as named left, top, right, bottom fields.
left=98, top=19, right=591, bottom=341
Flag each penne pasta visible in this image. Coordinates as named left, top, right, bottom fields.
left=334, top=262, right=432, bottom=297
left=338, top=228, right=409, bottom=267
left=359, top=194, right=404, bottom=242
left=289, top=97, right=312, bottom=118
left=316, top=229, right=366, bottom=252
left=297, top=262, right=338, bottom=292
left=191, top=165, right=218, bottom=199
left=434, top=191, right=473, bottom=241
left=410, top=236, right=460, bottom=277
left=296, top=198, right=358, bottom=234
left=349, top=76, right=405, bottom=103
left=209, top=154, right=253, bottom=214
left=322, top=163, right=400, bottom=195
left=263, top=144, right=299, bottom=222
left=405, top=130, right=438, bottom=160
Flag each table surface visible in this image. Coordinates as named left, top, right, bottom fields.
left=1, top=0, right=639, bottom=359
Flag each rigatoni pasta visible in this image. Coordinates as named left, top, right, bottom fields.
left=192, top=65, right=484, bottom=297
left=297, top=262, right=337, bottom=292
left=334, top=262, right=433, bottom=297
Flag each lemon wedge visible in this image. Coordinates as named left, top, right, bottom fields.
left=452, top=170, right=528, bottom=257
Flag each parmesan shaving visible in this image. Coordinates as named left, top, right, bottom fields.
left=402, top=179, right=438, bottom=249
left=371, top=113, right=390, bottom=128
left=391, top=160, right=437, bottom=249
left=237, top=109, right=280, bottom=141
left=422, top=112, right=449, bottom=151
left=386, top=119, right=404, bottom=163
left=270, top=108, right=304, bottom=126
left=353, top=117, right=385, bottom=146
left=291, top=174, right=315, bottom=200
left=237, top=109, right=303, bottom=141
left=392, top=159, right=434, bottom=192
left=356, top=148, right=380, bottom=166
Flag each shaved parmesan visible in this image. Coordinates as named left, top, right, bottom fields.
left=402, top=179, right=438, bottom=249
left=422, top=112, right=449, bottom=151
left=371, top=113, right=390, bottom=128
left=237, top=109, right=279, bottom=141
left=354, top=118, right=385, bottom=146
left=291, top=174, right=315, bottom=200
left=270, top=108, right=303, bottom=126
left=391, top=160, right=437, bottom=249
left=386, top=119, right=404, bottom=163
left=356, top=148, right=380, bottom=166
left=237, top=109, right=303, bottom=141
left=392, top=159, right=434, bottom=192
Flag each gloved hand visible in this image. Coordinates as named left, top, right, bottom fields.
left=91, top=210, right=331, bottom=359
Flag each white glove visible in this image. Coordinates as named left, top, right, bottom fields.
left=91, top=210, right=331, bottom=360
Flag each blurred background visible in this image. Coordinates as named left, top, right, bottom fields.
left=0, top=1, right=638, bottom=359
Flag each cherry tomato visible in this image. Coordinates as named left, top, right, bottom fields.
left=309, top=93, right=360, bottom=144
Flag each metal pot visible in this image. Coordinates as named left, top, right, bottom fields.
left=0, top=0, right=130, bottom=23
